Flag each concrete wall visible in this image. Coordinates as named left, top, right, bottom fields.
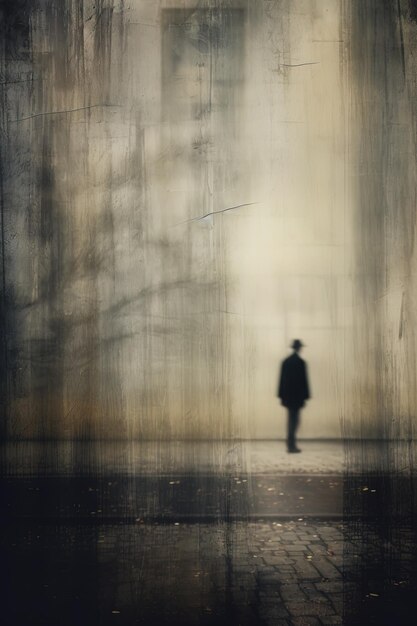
left=3, top=0, right=400, bottom=440
left=345, top=0, right=417, bottom=443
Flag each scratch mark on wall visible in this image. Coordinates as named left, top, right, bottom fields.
left=179, top=202, right=260, bottom=225
left=280, top=62, right=320, bottom=67
left=10, top=103, right=122, bottom=123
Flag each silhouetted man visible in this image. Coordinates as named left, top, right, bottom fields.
left=278, top=339, right=310, bottom=453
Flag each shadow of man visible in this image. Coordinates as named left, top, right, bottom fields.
left=277, top=339, right=310, bottom=453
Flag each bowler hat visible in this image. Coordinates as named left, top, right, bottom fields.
left=291, top=339, right=304, bottom=350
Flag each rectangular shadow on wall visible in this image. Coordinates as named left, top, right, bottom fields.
left=161, top=8, right=244, bottom=123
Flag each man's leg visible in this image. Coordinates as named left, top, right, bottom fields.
left=287, top=408, right=296, bottom=450
left=287, top=408, right=300, bottom=452
left=292, top=408, right=300, bottom=450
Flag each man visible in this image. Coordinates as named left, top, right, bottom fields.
left=278, top=339, right=310, bottom=453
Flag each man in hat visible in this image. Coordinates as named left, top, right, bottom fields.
left=277, top=339, right=310, bottom=453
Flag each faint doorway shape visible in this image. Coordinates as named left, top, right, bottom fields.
left=161, top=8, right=245, bottom=125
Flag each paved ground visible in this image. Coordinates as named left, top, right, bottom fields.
left=1, top=519, right=346, bottom=625
left=2, top=439, right=416, bottom=476
left=1, top=440, right=346, bottom=476
left=3, top=517, right=416, bottom=626
left=0, top=474, right=343, bottom=520
left=1, top=440, right=417, bottom=625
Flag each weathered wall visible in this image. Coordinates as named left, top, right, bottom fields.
left=1, top=0, right=355, bottom=439
left=345, top=0, right=417, bottom=444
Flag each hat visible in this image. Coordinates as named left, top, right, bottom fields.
left=291, top=339, right=304, bottom=350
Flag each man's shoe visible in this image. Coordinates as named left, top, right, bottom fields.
left=287, top=448, right=302, bottom=453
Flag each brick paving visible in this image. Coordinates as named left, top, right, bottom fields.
left=249, top=520, right=345, bottom=625
left=2, top=441, right=416, bottom=624
left=2, top=495, right=416, bottom=625
left=3, top=518, right=349, bottom=625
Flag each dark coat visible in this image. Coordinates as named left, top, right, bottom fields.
left=278, top=353, right=310, bottom=409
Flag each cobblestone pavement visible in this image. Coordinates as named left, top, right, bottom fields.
left=3, top=497, right=417, bottom=625
left=240, top=520, right=346, bottom=626
left=2, top=441, right=417, bottom=624
left=3, top=518, right=348, bottom=626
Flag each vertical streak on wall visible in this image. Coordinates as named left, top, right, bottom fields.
left=343, top=2, right=417, bottom=621
left=0, top=4, right=10, bottom=435
left=0, top=1, right=32, bottom=437
left=346, top=0, right=417, bottom=446
left=0, top=1, right=127, bottom=439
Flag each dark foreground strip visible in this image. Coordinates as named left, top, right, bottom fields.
left=0, top=474, right=343, bottom=520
